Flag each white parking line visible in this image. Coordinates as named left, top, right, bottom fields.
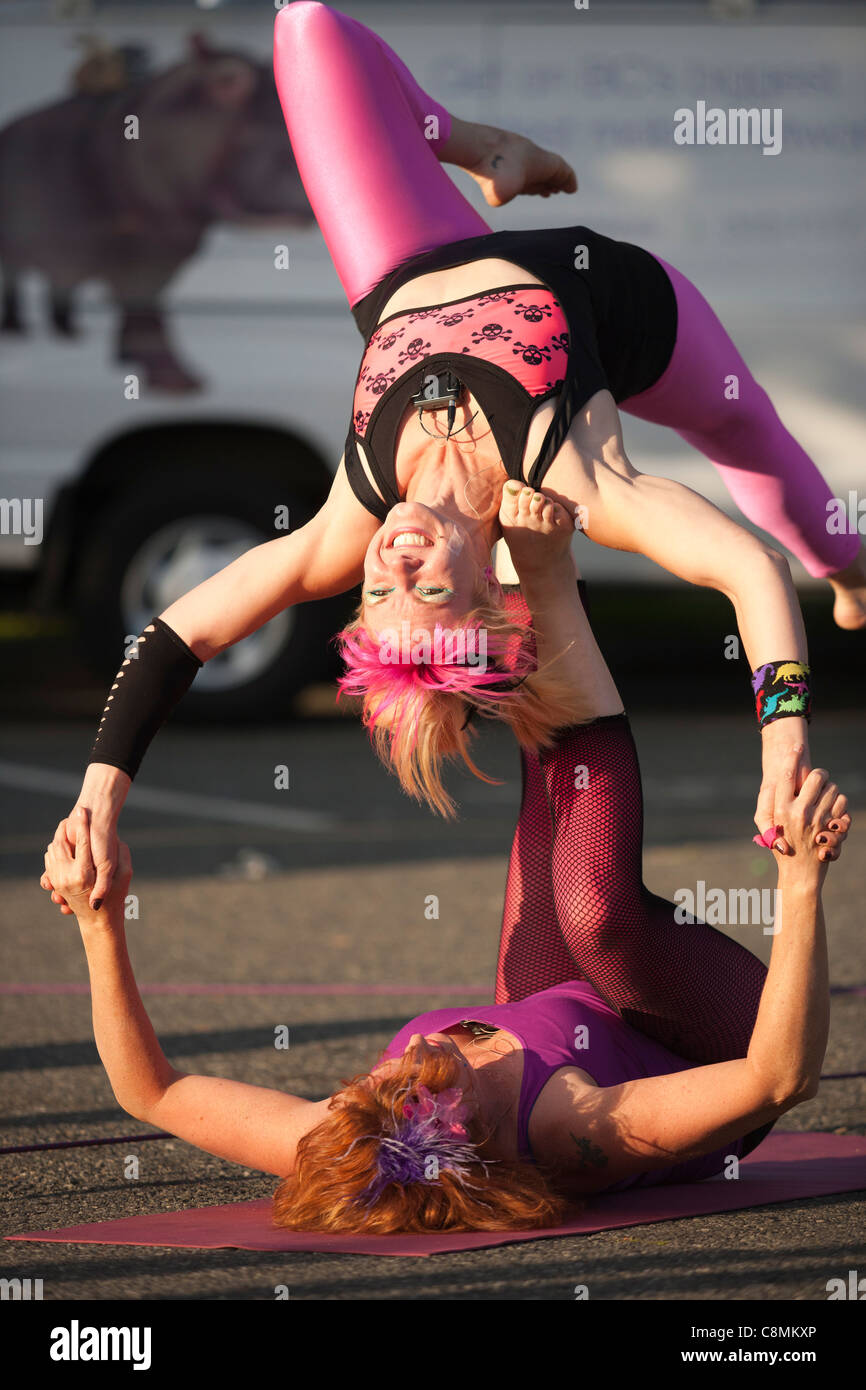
left=0, top=762, right=337, bottom=832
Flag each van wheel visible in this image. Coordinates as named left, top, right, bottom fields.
left=72, top=474, right=353, bottom=721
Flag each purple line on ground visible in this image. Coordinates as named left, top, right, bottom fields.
left=0, top=982, right=490, bottom=996
left=0, top=982, right=862, bottom=997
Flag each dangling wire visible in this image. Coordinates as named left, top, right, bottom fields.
left=416, top=403, right=480, bottom=439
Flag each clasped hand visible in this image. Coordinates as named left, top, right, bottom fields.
left=757, top=727, right=850, bottom=865
left=42, top=807, right=132, bottom=927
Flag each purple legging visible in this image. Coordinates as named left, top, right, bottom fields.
left=273, top=0, right=857, bottom=577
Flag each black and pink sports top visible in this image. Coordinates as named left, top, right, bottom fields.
left=345, top=225, right=678, bottom=522
left=381, top=979, right=760, bottom=1193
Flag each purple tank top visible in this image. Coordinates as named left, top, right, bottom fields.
left=381, top=980, right=751, bottom=1192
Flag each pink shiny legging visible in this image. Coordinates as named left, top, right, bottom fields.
left=273, top=0, right=488, bottom=306
left=619, top=257, right=859, bottom=578
left=273, top=1, right=858, bottom=577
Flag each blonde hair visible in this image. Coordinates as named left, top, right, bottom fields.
left=336, top=592, right=580, bottom=817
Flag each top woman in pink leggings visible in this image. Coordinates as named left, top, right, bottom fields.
left=45, top=1, right=862, bottom=908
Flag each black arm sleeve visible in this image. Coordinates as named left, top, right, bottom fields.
left=88, top=617, right=203, bottom=780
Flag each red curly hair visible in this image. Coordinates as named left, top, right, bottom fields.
left=272, top=1040, right=573, bottom=1233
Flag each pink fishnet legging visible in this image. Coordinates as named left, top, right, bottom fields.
left=495, top=593, right=768, bottom=1066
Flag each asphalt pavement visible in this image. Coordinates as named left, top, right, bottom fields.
left=1, top=688, right=864, bottom=1301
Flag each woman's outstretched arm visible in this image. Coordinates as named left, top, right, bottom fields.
left=159, top=458, right=375, bottom=655
left=43, top=812, right=324, bottom=1176
left=41, top=459, right=378, bottom=914
left=542, top=387, right=811, bottom=849
left=536, top=749, right=849, bottom=1193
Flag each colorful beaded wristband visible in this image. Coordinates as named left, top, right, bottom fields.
left=751, top=659, right=812, bottom=729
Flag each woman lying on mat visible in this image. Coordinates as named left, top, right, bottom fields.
left=42, top=494, right=850, bottom=1233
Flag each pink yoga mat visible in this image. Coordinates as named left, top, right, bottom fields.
left=7, top=1132, right=865, bottom=1258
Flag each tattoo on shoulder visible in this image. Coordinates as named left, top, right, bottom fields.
left=569, top=1132, right=609, bottom=1170
left=490, top=154, right=504, bottom=169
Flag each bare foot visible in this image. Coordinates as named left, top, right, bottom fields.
left=827, top=548, right=866, bottom=631
left=498, top=482, right=575, bottom=583
left=463, top=128, right=577, bottom=208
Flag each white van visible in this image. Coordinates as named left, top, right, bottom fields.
left=0, top=0, right=362, bottom=717
left=2, top=1, right=862, bottom=719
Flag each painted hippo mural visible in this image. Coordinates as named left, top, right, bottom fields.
left=0, top=31, right=314, bottom=391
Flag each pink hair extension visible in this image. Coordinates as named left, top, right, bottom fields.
left=336, top=620, right=535, bottom=753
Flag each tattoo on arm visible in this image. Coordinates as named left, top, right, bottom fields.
left=569, top=1132, right=609, bottom=1170
left=490, top=154, right=503, bottom=169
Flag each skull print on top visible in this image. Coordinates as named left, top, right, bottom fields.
left=343, top=225, right=679, bottom=521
